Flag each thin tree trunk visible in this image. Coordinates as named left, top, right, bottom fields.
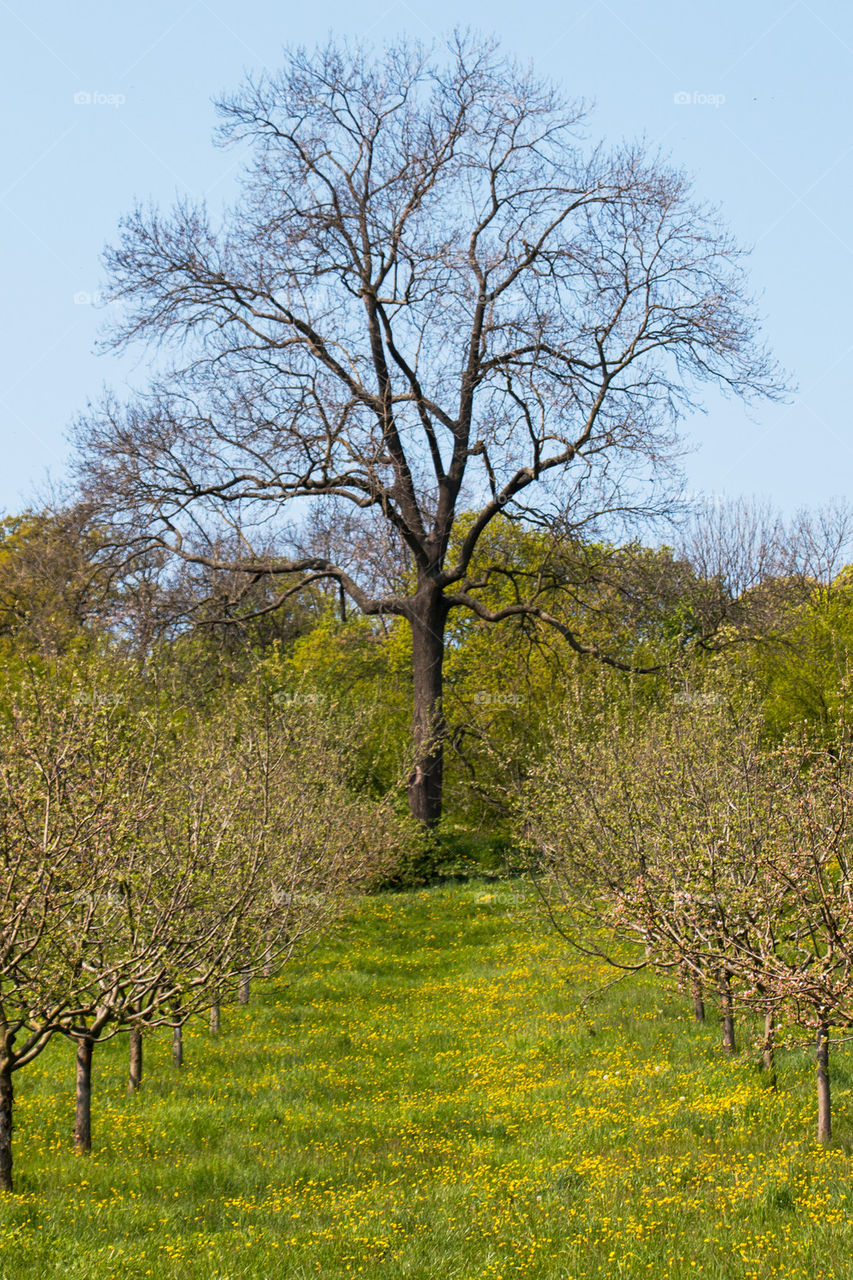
left=817, top=1021, right=831, bottom=1146
left=209, top=1003, right=220, bottom=1036
left=762, top=1007, right=776, bottom=1085
left=239, top=972, right=251, bottom=1005
left=74, top=1036, right=94, bottom=1154
left=0, top=1055, right=13, bottom=1192
left=691, top=970, right=705, bottom=1024
left=172, top=1021, right=183, bottom=1068
left=719, top=969, right=736, bottom=1054
left=407, top=590, right=447, bottom=828
left=128, top=1028, right=142, bottom=1094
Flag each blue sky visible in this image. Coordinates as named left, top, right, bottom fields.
left=1, top=0, right=851, bottom=518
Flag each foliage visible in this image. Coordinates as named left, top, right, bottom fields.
left=0, top=509, right=112, bottom=654
left=735, top=573, right=853, bottom=738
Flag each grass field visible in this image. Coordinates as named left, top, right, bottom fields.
left=3, top=880, right=853, bottom=1279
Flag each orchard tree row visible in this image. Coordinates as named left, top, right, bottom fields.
left=0, top=648, right=404, bottom=1190
left=525, top=688, right=853, bottom=1146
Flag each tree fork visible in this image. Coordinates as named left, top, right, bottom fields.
left=691, top=969, right=705, bottom=1024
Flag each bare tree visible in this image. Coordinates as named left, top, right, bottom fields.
left=0, top=661, right=156, bottom=1186
left=522, top=694, right=776, bottom=1045
left=677, top=496, right=853, bottom=643
left=74, top=34, right=784, bottom=826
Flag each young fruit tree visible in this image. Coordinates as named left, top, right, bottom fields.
left=641, top=719, right=853, bottom=1145
left=173, top=686, right=403, bottom=1040
left=74, top=33, right=784, bottom=826
left=716, top=734, right=853, bottom=1146
left=0, top=659, right=167, bottom=1187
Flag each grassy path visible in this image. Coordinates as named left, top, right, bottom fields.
left=3, top=882, right=853, bottom=1278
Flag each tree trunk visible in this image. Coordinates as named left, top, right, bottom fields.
left=0, top=1055, right=13, bottom=1192
left=209, top=1003, right=220, bottom=1036
left=719, top=969, right=736, bottom=1054
left=407, top=590, right=447, bottom=828
left=239, top=972, right=251, bottom=1005
left=691, top=970, right=705, bottom=1024
left=762, top=1007, right=776, bottom=1085
left=172, top=1022, right=183, bottom=1068
left=74, top=1036, right=94, bottom=1154
left=817, top=1021, right=831, bottom=1146
left=128, top=1028, right=142, bottom=1093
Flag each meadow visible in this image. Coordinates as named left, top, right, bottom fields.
left=2, top=880, right=852, bottom=1280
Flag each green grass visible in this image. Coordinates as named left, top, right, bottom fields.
left=3, top=881, right=853, bottom=1278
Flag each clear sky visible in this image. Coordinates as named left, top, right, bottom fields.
left=1, top=0, right=851, bottom=518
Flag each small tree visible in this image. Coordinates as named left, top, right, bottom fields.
left=169, top=685, right=402, bottom=1038
left=717, top=736, right=853, bottom=1144
left=64, top=681, right=400, bottom=1153
left=0, top=658, right=157, bottom=1186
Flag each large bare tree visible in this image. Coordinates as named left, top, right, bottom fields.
left=75, top=34, right=783, bottom=826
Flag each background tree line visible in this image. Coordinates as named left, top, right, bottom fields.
left=4, top=492, right=852, bottom=834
